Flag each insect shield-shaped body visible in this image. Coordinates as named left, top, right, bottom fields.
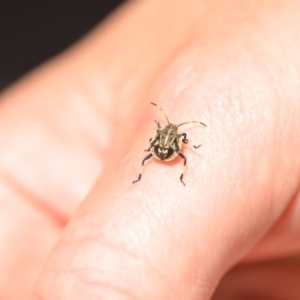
left=151, top=124, right=182, bottom=161
left=133, top=103, right=206, bottom=185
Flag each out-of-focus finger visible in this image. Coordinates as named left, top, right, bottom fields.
left=0, top=1, right=204, bottom=299
left=212, top=255, right=300, bottom=300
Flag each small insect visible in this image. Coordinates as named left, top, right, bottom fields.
left=133, top=102, right=206, bottom=185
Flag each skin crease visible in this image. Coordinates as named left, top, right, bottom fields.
left=0, top=0, right=299, bottom=299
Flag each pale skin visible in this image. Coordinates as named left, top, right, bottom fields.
left=1, top=0, right=300, bottom=299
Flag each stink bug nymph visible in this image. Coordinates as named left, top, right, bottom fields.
left=133, top=103, right=206, bottom=185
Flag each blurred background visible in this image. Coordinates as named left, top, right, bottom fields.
left=0, top=0, right=122, bottom=90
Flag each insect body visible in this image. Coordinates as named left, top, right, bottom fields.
left=133, top=103, right=206, bottom=185
left=151, top=124, right=182, bottom=161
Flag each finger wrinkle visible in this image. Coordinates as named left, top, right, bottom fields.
left=1, top=172, right=68, bottom=228
left=55, top=235, right=169, bottom=286
left=36, top=237, right=171, bottom=300
left=74, top=270, right=139, bottom=300
left=34, top=269, right=139, bottom=300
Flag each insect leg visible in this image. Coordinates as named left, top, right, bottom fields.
left=181, top=133, right=189, bottom=144
left=133, top=153, right=153, bottom=184
left=154, top=120, right=161, bottom=128
left=180, top=133, right=201, bottom=149
left=145, top=134, right=159, bottom=151
left=179, top=153, right=187, bottom=186
left=144, top=138, right=152, bottom=151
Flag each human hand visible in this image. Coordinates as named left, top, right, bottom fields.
left=1, top=1, right=300, bottom=299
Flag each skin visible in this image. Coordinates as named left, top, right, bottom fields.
left=0, top=0, right=300, bottom=299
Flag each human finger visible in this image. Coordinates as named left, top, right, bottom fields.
left=212, top=255, right=300, bottom=300
left=0, top=1, right=198, bottom=299
left=33, top=0, right=300, bottom=299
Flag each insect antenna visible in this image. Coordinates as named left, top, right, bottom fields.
left=177, top=121, right=207, bottom=128
left=151, top=102, right=170, bottom=124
